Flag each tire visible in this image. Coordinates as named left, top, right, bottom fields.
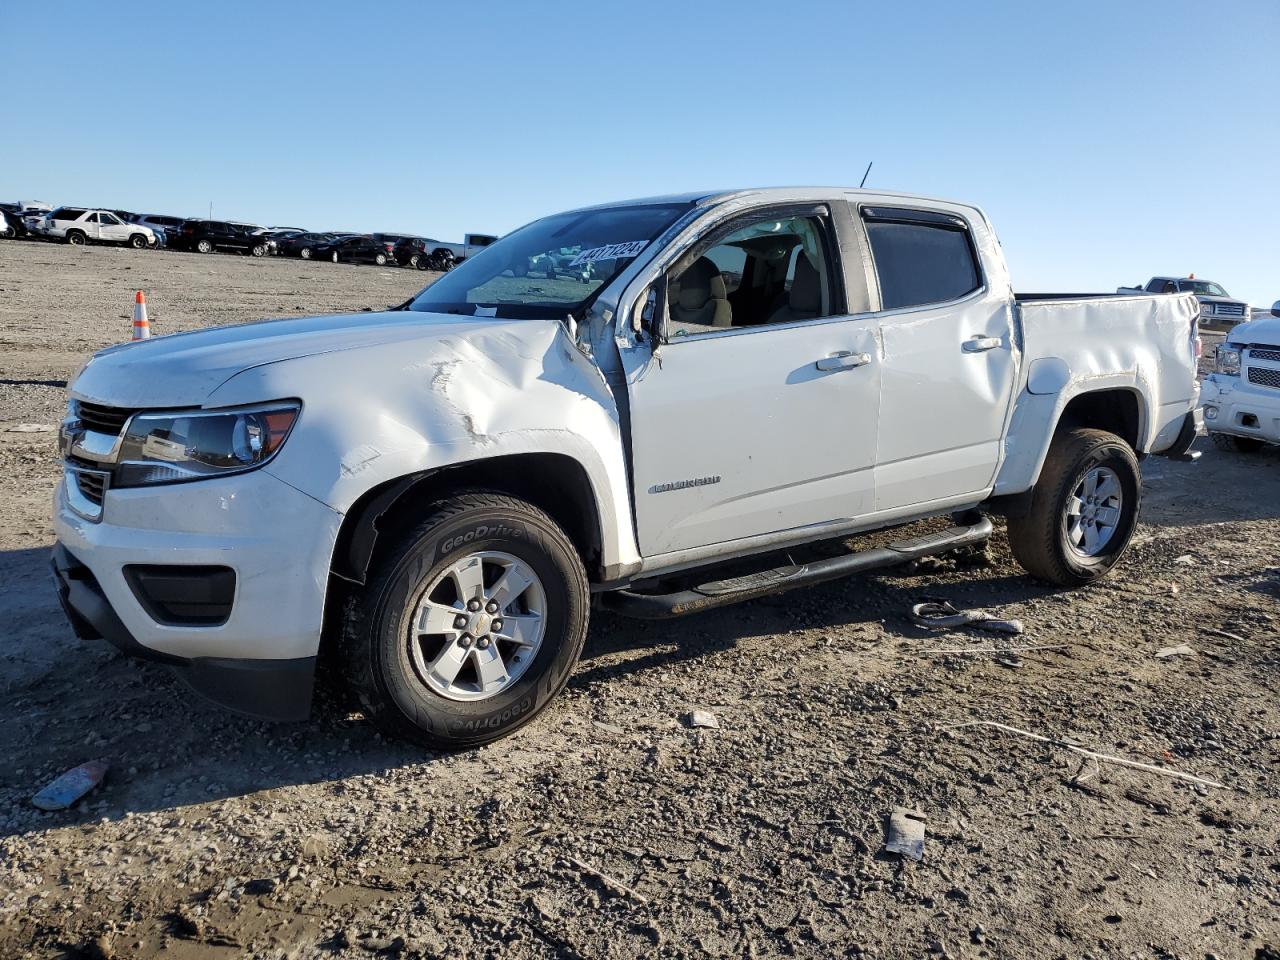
left=251, top=244, right=266, bottom=258
left=343, top=491, right=589, bottom=749
left=1210, top=432, right=1264, bottom=453
left=375, top=253, right=387, bottom=266
left=331, top=251, right=340, bottom=263
left=407, top=254, right=420, bottom=268
left=196, top=239, right=214, bottom=254
left=435, top=251, right=456, bottom=272
left=299, top=247, right=312, bottom=260
left=66, top=231, right=86, bottom=246
left=1007, top=428, right=1141, bottom=587
left=416, top=256, right=431, bottom=271
left=129, top=234, right=148, bottom=249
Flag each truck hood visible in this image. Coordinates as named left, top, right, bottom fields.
left=1197, top=295, right=1247, bottom=307
left=71, top=310, right=521, bottom=407
left=1227, top=316, right=1280, bottom=347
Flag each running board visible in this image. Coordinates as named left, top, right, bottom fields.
left=603, top=516, right=993, bottom=620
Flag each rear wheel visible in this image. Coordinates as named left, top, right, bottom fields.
left=331, top=250, right=340, bottom=263
left=66, top=230, right=86, bottom=246
left=250, top=243, right=266, bottom=257
left=1007, top=428, right=1140, bottom=587
left=375, top=252, right=387, bottom=266
left=1210, top=432, right=1264, bottom=453
left=196, top=238, right=214, bottom=254
left=129, top=233, right=148, bottom=249
left=343, top=492, right=589, bottom=748
left=299, top=247, right=312, bottom=259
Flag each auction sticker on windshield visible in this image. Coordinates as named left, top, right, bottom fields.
left=570, top=241, right=647, bottom=266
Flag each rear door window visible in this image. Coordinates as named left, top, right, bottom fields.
left=861, top=207, right=981, bottom=310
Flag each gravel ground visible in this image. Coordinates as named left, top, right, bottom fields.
left=0, top=240, right=1277, bottom=959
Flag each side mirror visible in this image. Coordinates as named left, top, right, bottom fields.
left=1271, top=300, right=1280, bottom=318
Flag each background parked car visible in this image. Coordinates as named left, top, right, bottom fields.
left=371, top=233, right=419, bottom=263
left=130, top=214, right=186, bottom=248
left=313, top=234, right=389, bottom=265
left=30, top=207, right=156, bottom=248
left=0, top=209, right=29, bottom=238
left=274, top=231, right=344, bottom=259
left=1118, top=275, right=1250, bottom=329
left=172, top=220, right=270, bottom=256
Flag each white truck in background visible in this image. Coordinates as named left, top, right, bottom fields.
left=1201, top=300, right=1280, bottom=451
left=52, top=187, right=1201, bottom=748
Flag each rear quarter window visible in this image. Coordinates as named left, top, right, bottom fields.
left=863, top=209, right=981, bottom=311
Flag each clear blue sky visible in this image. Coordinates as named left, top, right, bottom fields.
left=3, top=0, right=1277, bottom=304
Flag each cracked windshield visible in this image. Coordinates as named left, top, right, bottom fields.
left=409, top=202, right=690, bottom=318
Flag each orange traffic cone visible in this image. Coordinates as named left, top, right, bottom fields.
left=132, top=291, right=150, bottom=340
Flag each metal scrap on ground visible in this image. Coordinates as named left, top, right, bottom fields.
left=911, top=601, right=1025, bottom=635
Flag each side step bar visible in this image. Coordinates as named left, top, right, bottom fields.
left=603, top=515, right=993, bottom=620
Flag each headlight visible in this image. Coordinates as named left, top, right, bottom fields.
left=1216, top=345, right=1241, bottom=376
left=113, top=401, right=300, bottom=487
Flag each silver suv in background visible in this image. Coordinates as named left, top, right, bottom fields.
left=30, top=207, right=156, bottom=248
left=1118, top=276, right=1249, bottom=328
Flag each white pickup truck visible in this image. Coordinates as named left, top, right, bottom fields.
left=52, top=188, right=1201, bottom=747
left=1201, top=301, right=1280, bottom=451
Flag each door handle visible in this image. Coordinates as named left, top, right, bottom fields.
left=815, top=351, right=872, bottom=372
left=962, top=336, right=1002, bottom=353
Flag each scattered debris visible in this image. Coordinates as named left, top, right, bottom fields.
left=919, top=643, right=1066, bottom=656
left=1155, top=644, right=1196, bottom=659
left=4, top=423, right=56, bottom=433
left=1173, top=554, right=1196, bottom=565
left=945, top=721, right=1224, bottom=788
left=31, top=759, right=109, bottom=811
left=563, top=856, right=649, bottom=905
left=911, top=601, right=1024, bottom=635
left=686, top=710, right=719, bottom=730
left=883, top=807, right=926, bottom=861
left=592, top=720, right=624, bottom=736
left=1203, top=628, right=1246, bottom=643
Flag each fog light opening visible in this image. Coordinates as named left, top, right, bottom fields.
left=1203, top=405, right=1218, bottom=421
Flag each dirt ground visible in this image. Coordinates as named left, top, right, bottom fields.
left=0, top=241, right=1277, bottom=960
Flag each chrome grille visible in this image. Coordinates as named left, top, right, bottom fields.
left=75, top=470, right=107, bottom=505
left=75, top=401, right=137, bottom=436
left=1211, top=303, right=1245, bottom=317
left=1246, top=367, right=1280, bottom=390
left=1247, top=347, right=1280, bottom=363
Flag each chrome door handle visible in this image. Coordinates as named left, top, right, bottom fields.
left=962, top=336, right=1002, bottom=353
left=815, top=351, right=872, bottom=372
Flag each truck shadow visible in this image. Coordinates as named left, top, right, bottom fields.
left=1, top=541, right=1055, bottom=837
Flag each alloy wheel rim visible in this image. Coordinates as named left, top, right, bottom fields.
left=408, top=550, right=546, bottom=702
left=1066, top=466, right=1123, bottom=557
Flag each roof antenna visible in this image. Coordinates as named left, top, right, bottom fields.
left=859, top=161, right=873, bottom=189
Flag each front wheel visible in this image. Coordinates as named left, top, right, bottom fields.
left=250, top=244, right=266, bottom=257
left=374, top=252, right=387, bottom=266
left=331, top=251, right=339, bottom=263
left=129, top=234, right=148, bottom=249
left=1007, top=428, right=1140, bottom=587
left=343, top=492, right=589, bottom=749
left=1210, top=432, right=1265, bottom=453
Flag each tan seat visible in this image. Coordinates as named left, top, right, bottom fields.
left=767, top=252, right=822, bottom=325
left=669, top=257, right=732, bottom=328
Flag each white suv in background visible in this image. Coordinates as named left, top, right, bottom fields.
left=35, top=207, right=157, bottom=248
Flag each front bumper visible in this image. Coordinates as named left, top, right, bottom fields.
left=51, top=467, right=344, bottom=720
left=1200, top=375, right=1280, bottom=444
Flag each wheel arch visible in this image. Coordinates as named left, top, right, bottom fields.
left=990, top=383, right=1149, bottom=504
left=329, top=452, right=606, bottom=589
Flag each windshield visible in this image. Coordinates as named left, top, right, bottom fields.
left=1179, top=280, right=1229, bottom=297
left=409, top=202, right=691, bottom=319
